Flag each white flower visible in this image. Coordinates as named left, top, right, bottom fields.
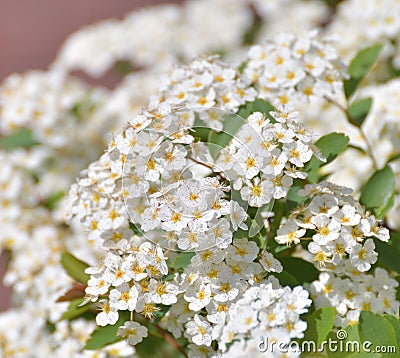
left=350, top=239, right=378, bottom=272
left=259, top=250, right=283, bottom=273
left=109, top=283, right=139, bottom=311
left=308, top=193, right=339, bottom=216
left=227, top=238, right=259, bottom=263
left=333, top=205, right=361, bottom=226
left=86, top=274, right=110, bottom=297
left=117, top=321, right=148, bottom=346
left=185, top=314, right=213, bottom=346
left=184, top=281, right=212, bottom=311
left=240, top=177, right=274, bottom=207
left=229, top=200, right=248, bottom=231
left=275, top=220, right=306, bottom=245
left=312, top=215, right=341, bottom=245
left=308, top=242, right=332, bottom=267
left=96, top=300, right=119, bottom=326
left=148, top=279, right=178, bottom=305
left=231, top=306, right=258, bottom=334
left=211, top=272, right=239, bottom=302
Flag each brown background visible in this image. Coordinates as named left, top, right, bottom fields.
left=0, top=0, right=183, bottom=310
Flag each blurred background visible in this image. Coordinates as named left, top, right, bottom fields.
left=0, top=0, right=183, bottom=81
left=0, top=0, right=183, bottom=310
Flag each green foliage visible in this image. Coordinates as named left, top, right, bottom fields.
left=358, top=311, right=399, bottom=357
left=347, top=97, right=372, bottom=128
left=61, top=298, right=92, bottom=320
left=242, top=11, right=262, bottom=46
left=359, top=166, right=395, bottom=219
left=303, top=307, right=335, bottom=346
left=325, top=314, right=400, bottom=357
left=276, top=256, right=319, bottom=284
left=114, top=60, right=133, bottom=75
left=170, top=252, right=194, bottom=271
left=43, top=191, right=65, bottom=210
left=237, top=99, right=275, bottom=120
left=0, top=128, right=38, bottom=150
left=271, top=271, right=299, bottom=287
left=326, top=324, right=361, bottom=358
left=305, top=132, right=350, bottom=183
left=61, top=252, right=90, bottom=285
left=286, top=184, right=306, bottom=212
left=383, top=314, right=400, bottom=344
left=84, top=315, right=127, bottom=350
left=135, top=328, right=187, bottom=358
left=344, top=44, right=383, bottom=99
left=207, top=113, right=244, bottom=159
left=375, top=240, right=400, bottom=274
left=129, top=221, right=143, bottom=236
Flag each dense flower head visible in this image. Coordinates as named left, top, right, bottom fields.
left=244, top=30, right=346, bottom=106
left=2, top=1, right=400, bottom=356
left=328, top=0, right=400, bottom=67
left=310, top=265, right=399, bottom=328
left=277, top=181, right=389, bottom=272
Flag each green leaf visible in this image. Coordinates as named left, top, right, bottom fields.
left=0, top=128, right=38, bottom=150
left=43, top=191, right=65, bottom=210
left=347, top=97, right=372, bottom=127
left=348, top=44, right=384, bottom=78
left=114, top=60, right=133, bottom=75
left=383, top=314, right=400, bottom=345
left=277, top=256, right=319, bottom=284
left=271, top=271, right=299, bottom=287
left=242, top=13, right=262, bottom=45
left=358, top=311, right=399, bottom=357
left=207, top=113, right=245, bottom=159
left=303, top=307, right=335, bottom=346
left=170, top=252, right=194, bottom=271
left=286, top=185, right=306, bottom=212
left=61, top=252, right=90, bottom=284
left=375, top=240, right=400, bottom=275
left=305, top=133, right=350, bottom=183
left=129, top=221, right=143, bottom=236
left=344, top=44, right=383, bottom=98
left=61, top=298, right=92, bottom=320
left=327, top=324, right=361, bottom=358
left=359, top=166, right=395, bottom=218
left=84, top=315, right=127, bottom=350
left=237, top=99, right=275, bottom=120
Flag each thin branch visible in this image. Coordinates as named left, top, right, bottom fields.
left=359, top=127, right=378, bottom=169
left=188, top=156, right=227, bottom=182
left=323, top=95, right=347, bottom=113
left=324, top=95, right=378, bottom=169
left=135, top=312, right=188, bottom=358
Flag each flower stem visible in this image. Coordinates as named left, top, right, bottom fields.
left=153, top=323, right=188, bottom=358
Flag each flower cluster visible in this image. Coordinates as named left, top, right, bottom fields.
left=84, top=238, right=173, bottom=327
left=159, top=239, right=286, bottom=355
left=66, top=63, right=323, bottom=353
left=310, top=265, right=399, bottom=328
left=328, top=0, right=400, bottom=67
left=277, top=181, right=389, bottom=272
left=251, top=0, right=329, bottom=39
left=68, top=100, right=320, bottom=258
left=244, top=30, right=345, bottom=106
left=0, top=71, right=108, bottom=148
left=2, top=1, right=400, bottom=356
left=219, top=283, right=311, bottom=357
left=156, top=57, right=257, bottom=130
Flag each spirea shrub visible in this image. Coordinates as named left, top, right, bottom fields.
left=1, top=1, right=400, bottom=357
